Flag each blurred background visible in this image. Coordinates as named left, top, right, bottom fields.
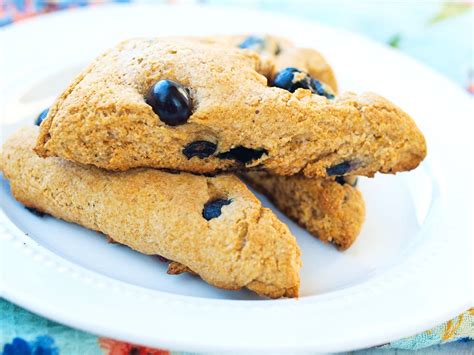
left=1, top=0, right=473, bottom=95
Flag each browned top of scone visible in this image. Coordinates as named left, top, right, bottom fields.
left=35, top=37, right=426, bottom=177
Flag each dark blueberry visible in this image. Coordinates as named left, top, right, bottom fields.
left=145, top=80, right=192, bottom=126
left=310, top=78, right=335, bottom=99
left=326, top=161, right=354, bottom=176
left=217, top=146, right=267, bottom=164
left=335, top=176, right=346, bottom=185
left=25, top=206, right=45, bottom=217
left=35, top=108, right=49, bottom=126
left=273, top=67, right=335, bottom=98
left=182, top=141, right=217, bottom=159
left=202, top=199, right=232, bottom=221
left=272, top=67, right=313, bottom=93
left=335, top=176, right=358, bottom=187
left=238, top=36, right=266, bottom=52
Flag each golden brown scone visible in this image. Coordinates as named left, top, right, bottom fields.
left=35, top=37, right=426, bottom=177
left=243, top=172, right=365, bottom=250
left=2, top=126, right=301, bottom=298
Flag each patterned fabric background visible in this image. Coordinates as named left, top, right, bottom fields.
left=0, top=1, right=473, bottom=354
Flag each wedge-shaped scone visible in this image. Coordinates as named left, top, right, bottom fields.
left=35, top=37, right=426, bottom=177
left=243, top=172, right=364, bottom=250
left=2, top=126, right=301, bottom=298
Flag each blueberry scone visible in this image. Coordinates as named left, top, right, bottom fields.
left=35, top=37, right=426, bottom=177
left=2, top=126, right=301, bottom=298
left=243, top=172, right=364, bottom=250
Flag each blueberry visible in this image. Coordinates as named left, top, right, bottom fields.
left=335, top=176, right=346, bottom=185
left=183, top=141, right=217, bottom=159
left=327, top=161, right=354, bottom=176
left=238, top=36, right=266, bottom=52
left=273, top=67, right=313, bottom=93
left=146, top=80, right=192, bottom=126
left=273, top=67, right=334, bottom=98
left=202, top=199, right=232, bottom=221
left=310, top=78, right=335, bottom=99
left=35, top=108, right=49, bottom=126
left=217, top=146, right=267, bottom=164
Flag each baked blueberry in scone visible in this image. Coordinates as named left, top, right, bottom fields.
left=35, top=37, right=426, bottom=177
left=35, top=108, right=49, bottom=126
left=2, top=126, right=301, bottom=298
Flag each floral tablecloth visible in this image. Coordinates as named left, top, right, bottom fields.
left=1, top=1, right=473, bottom=354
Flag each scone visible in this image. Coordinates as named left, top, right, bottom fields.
left=243, top=172, right=364, bottom=250
left=1, top=126, right=301, bottom=298
left=35, top=37, right=426, bottom=177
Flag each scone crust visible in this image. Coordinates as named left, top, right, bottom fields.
left=244, top=172, right=365, bottom=250
left=4, top=126, right=301, bottom=298
left=203, top=34, right=338, bottom=92
left=35, top=37, right=426, bottom=177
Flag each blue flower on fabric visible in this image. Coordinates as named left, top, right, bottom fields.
left=2, top=338, right=29, bottom=355
left=2, top=336, right=58, bottom=355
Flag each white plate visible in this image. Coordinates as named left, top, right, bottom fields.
left=0, top=4, right=472, bottom=353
